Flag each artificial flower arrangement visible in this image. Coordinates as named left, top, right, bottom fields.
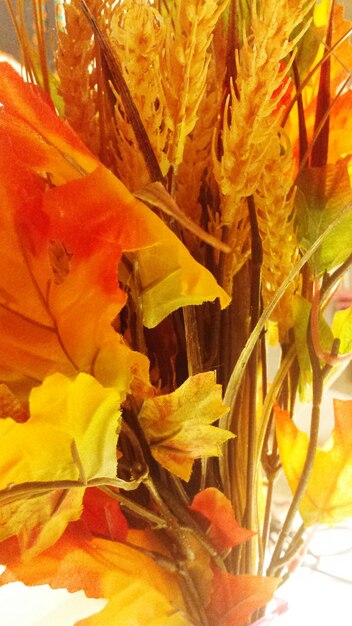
left=0, top=0, right=352, bottom=624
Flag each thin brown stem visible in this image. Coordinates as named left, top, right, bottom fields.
left=0, top=474, right=147, bottom=506
left=297, top=75, right=350, bottom=177
left=267, top=327, right=334, bottom=577
left=244, top=196, right=263, bottom=572
left=320, top=252, right=352, bottom=304
left=155, top=478, right=227, bottom=572
left=145, top=477, right=194, bottom=562
left=258, top=476, right=275, bottom=576
left=275, top=523, right=306, bottom=570
left=183, top=306, right=203, bottom=376
left=32, top=0, right=50, bottom=94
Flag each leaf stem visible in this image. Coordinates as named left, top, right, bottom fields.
left=0, top=474, right=148, bottom=506
left=154, top=478, right=227, bottom=572
left=101, top=486, right=167, bottom=529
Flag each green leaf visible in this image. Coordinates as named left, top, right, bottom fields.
left=296, top=161, right=352, bottom=275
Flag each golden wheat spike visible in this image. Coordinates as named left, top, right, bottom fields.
left=212, top=0, right=312, bottom=295
left=162, top=0, right=229, bottom=167
left=215, top=0, right=311, bottom=206
left=107, top=0, right=168, bottom=189
left=175, top=56, right=221, bottom=248
left=254, top=131, right=300, bottom=341
left=56, top=0, right=100, bottom=154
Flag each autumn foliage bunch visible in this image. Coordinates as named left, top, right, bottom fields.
left=0, top=1, right=352, bottom=624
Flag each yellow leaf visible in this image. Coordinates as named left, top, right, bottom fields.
left=0, top=373, right=121, bottom=556
left=275, top=400, right=352, bottom=525
left=0, top=526, right=188, bottom=626
left=0, top=490, right=84, bottom=562
left=139, top=372, right=233, bottom=480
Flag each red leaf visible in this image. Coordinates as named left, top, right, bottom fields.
left=189, top=488, right=255, bottom=552
left=81, top=488, right=128, bottom=542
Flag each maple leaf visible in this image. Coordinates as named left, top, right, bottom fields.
left=139, top=372, right=233, bottom=481
left=0, top=373, right=121, bottom=557
left=0, top=63, right=230, bottom=371
left=0, top=134, right=151, bottom=401
left=0, top=525, right=188, bottom=626
left=208, top=569, right=279, bottom=626
left=189, top=488, right=255, bottom=552
left=275, top=400, right=352, bottom=525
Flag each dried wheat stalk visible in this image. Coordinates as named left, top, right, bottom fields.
left=254, top=131, right=299, bottom=341
left=213, top=0, right=312, bottom=295
left=56, top=0, right=101, bottom=154
left=162, top=0, right=229, bottom=167
left=175, top=57, right=222, bottom=255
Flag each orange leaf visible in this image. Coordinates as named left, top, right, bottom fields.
left=0, top=131, right=151, bottom=400
left=42, top=165, right=230, bottom=327
left=0, top=525, right=188, bottom=626
left=0, top=62, right=230, bottom=339
left=139, top=372, right=233, bottom=480
left=275, top=400, right=352, bottom=525
left=0, top=61, right=97, bottom=178
left=189, top=488, right=255, bottom=552
left=209, top=569, right=279, bottom=626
